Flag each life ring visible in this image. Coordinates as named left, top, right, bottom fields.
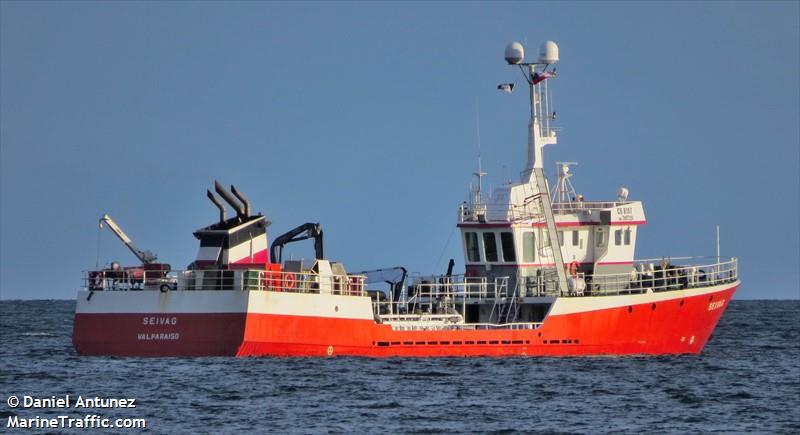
left=283, top=273, right=296, bottom=290
left=567, top=261, right=580, bottom=277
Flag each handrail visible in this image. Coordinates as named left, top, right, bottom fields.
left=82, top=267, right=367, bottom=297
left=84, top=256, right=738, bottom=318
left=374, top=256, right=738, bottom=304
left=459, top=200, right=634, bottom=223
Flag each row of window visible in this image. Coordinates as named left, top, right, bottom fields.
left=465, top=231, right=533, bottom=263
left=615, top=228, right=632, bottom=246
left=594, top=228, right=633, bottom=248
left=465, top=232, right=518, bottom=263
left=465, top=227, right=633, bottom=264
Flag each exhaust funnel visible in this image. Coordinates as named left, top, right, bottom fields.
left=231, top=185, right=251, bottom=218
left=214, top=180, right=246, bottom=218
left=206, top=190, right=227, bottom=223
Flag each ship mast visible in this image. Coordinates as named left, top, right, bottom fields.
left=505, top=40, right=570, bottom=294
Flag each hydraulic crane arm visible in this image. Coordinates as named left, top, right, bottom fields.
left=269, top=223, right=323, bottom=264
left=99, top=214, right=157, bottom=264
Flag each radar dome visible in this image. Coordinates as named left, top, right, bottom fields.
left=505, top=42, right=524, bottom=65
left=538, top=40, right=559, bottom=64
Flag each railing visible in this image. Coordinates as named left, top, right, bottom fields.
left=459, top=200, right=631, bottom=223
left=577, top=256, right=738, bottom=297
left=551, top=201, right=630, bottom=214
left=408, top=275, right=510, bottom=302
left=459, top=202, right=543, bottom=223
left=83, top=268, right=367, bottom=297
left=370, top=256, right=737, bottom=311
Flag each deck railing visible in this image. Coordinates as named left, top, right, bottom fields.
left=83, top=268, right=367, bottom=297
left=516, top=256, right=738, bottom=297
left=577, top=256, right=738, bottom=296
left=374, top=256, right=738, bottom=305
left=459, top=200, right=631, bottom=223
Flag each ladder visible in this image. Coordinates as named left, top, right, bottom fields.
left=502, top=283, right=520, bottom=323
left=488, top=277, right=509, bottom=323
left=533, top=168, right=569, bottom=294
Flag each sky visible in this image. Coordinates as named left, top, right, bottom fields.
left=1, top=1, right=798, bottom=300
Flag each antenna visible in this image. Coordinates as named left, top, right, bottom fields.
left=475, top=101, right=481, bottom=150
left=503, top=40, right=560, bottom=182
left=503, top=39, right=569, bottom=295
left=471, top=102, right=487, bottom=208
left=551, top=162, right=579, bottom=203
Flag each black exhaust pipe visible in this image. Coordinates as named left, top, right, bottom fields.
left=206, top=190, right=227, bottom=223
left=231, top=185, right=251, bottom=218
left=214, top=180, right=245, bottom=218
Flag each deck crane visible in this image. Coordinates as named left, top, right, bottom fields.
left=99, top=214, right=158, bottom=264
left=89, top=214, right=171, bottom=291
left=270, top=222, right=324, bottom=264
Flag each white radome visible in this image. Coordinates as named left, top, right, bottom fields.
left=538, top=40, right=559, bottom=64
left=505, top=42, right=525, bottom=65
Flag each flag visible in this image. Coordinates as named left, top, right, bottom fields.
left=497, top=83, right=514, bottom=93
left=532, top=70, right=556, bottom=85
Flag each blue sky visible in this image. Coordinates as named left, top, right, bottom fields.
left=1, top=1, right=798, bottom=300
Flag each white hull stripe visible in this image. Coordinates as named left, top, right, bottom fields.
left=75, top=290, right=374, bottom=320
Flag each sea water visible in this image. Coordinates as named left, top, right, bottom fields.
left=1, top=300, right=798, bottom=434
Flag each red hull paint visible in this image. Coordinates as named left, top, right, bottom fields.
left=73, top=313, right=247, bottom=356
left=73, top=285, right=736, bottom=357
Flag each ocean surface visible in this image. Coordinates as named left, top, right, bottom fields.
left=1, top=300, right=798, bottom=434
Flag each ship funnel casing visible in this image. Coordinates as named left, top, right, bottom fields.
left=538, top=40, right=559, bottom=64
left=206, top=190, right=227, bottom=223
left=230, top=185, right=251, bottom=218
left=214, top=180, right=246, bottom=219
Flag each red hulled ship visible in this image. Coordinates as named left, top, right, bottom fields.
left=73, top=40, right=738, bottom=357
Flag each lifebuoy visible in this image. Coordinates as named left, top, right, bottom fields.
left=283, top=273, right=296, bottom=290
left=567, top=261, right=580, bottom=277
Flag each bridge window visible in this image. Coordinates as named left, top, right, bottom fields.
left=572, top=231, right=579, bottom=246
left=465, top=232, right=480, bottom=262
left=500, top=232, right=516, bottom=262
left=522, top=231, right=535, bottom=262
left=624, top=228, right=631, bottom=245
left=483, top=232, right=498, bottom=262
left=614, top=229, right=622, bottom=246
